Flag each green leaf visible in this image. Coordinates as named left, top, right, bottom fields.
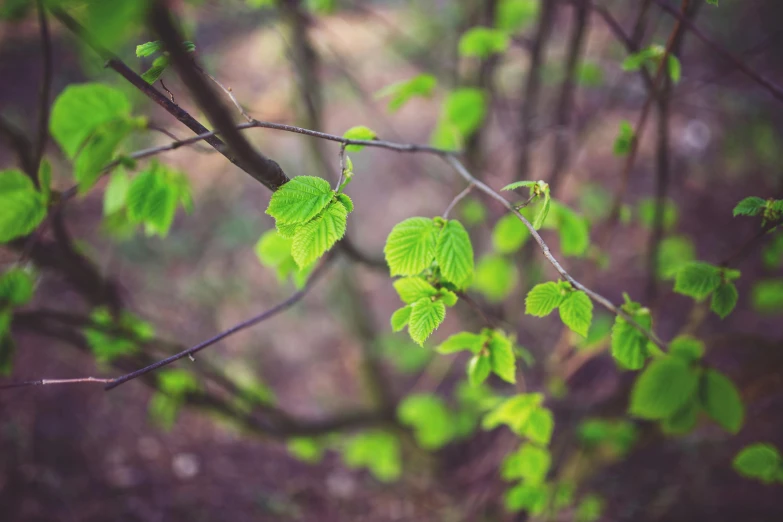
left=613, top=120, right=634, bottom=156
left=265, top=176, right=334, bottom=225
left=502, top=444, right=551, bottom=484
left=291, top=201, right=347, bottom=268
left=483, top=393, right=543, bottom=432
left=668, top=55, right=682, bottom=84
left=384, top=217, right=438, bottom=276
left=393, top=277, right=438, bottom=304
left=460, top=199, right=486, bottom=225
left=435, top=219, right=474, bottom=288
left=443, top=88, right=487, bottom=137
left=629, top=357, right=699, bottom=420
left=0, top=268, right=35, bottom=306
left=661, top=399, right=699, bottom=435
left=436, top=331, right=484, bottom=354
left=158, top=369, right=199, bottom=396
left=533, top=191, right=551, bottom=230
left=489, top=331, right=516, bottom=383
left=611, top=307, right=652, bottom=370
left=576, top=494, right=604, bottom=522
left=126, top=164, right=181, bottom=237
left=390, top=306, right=412, bottom=332
left=468, top=354, right=492, bottom=387
left=141, top=55, right=170, bottom=84
left=752, top=279, right=783, bottom=313
left=136, top=40, right=163, bottom=57
left=492, top=213, right=529, bottom=254
left=408, top=297, right=446, bottom=345
left=375, top=74, right=437, bottom=112
left=343, top=430, right=401, bottom=482
left=700, top=369, right=744, bottom=434
left=0, top=169, right=47, bottom=243
left=669, top=335, right=705, bottom=363
left=657, top=235, right=695, bottom=280
left=50, top=83, right=132, bottom=159
left=576, top=61, right=605, bottom=87
left=497, top=0, right=539, bottom=32
left=505, top=482, right=550, bottom=515
left=458, top=27, right=509, bottom=58
left=733, top=444, right=781, bottom=483
left=336, top=193, right=353, bottom=212
left=255, top=230, right=293, bottom=268
left=552, top=202, right=589, bottom=256
left=525, top=282, right=565, bottom=317
left=287, top=437, right=323, bottom=463
left=711, top=282, right=738, bottom=319
left=438, top=288, right=458, bottom=307
left=523, top=407, right=555, bottom=445
left=74, top=119, right=134, bottom=192
left=148, top=393, right=181, bottom=431
left=472, top=254, right=517, bottom=302
left=559, top=291, right=593, bottom=338
left=674, top=262, right=721, bottom=301
left=733, top=196, right=766, bottom=217
left=638, top=197, right=678, bottom=230
left=103, top=168, right=130, bottom=216
left=762, top=234, right=783, bottom=269
left=342, top=125, right=377, bottom=152
left=83, top=307, right=154, bottom=362
left=398, top=394, right=454, bottom=449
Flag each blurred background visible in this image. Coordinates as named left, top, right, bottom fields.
left=1, top=0, right=783, bottom=520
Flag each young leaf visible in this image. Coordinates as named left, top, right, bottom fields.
left=501, top=180, right=537, bottom=192
left=668, top=55, right=682, bottom=84
left=336, top=193, right=353, bottom=212
left=482, top=393, right=543, bottom=432
left=472, top=254, right=517, bottom=302
left=390, top=306, right=412, bottom=332
left=0, top=268, right=35, bottom=306
left=126, top=164, right=180, bottom=237
left=711, top=282, right=738, bottom=319
left=504, top=482, right=550, bottom=515
left=136, top=40, right=163, bottom=57
left=504, top=444, right=551, bottom=484
left=342, top=125, right=377, bottom=152
left=255, top=230, right=293, bottom=268
left=752, top=279, right=783, bottom=313
left=674, top=262, right=721, bottom=301
left=343, top=430, right=401, bottom=482
left=525, top=282, right=565, bottom=317
left=613, top=120, right=634, bottom=156
left=436, top=331, right=484, bottom=354
left=733, top=196, right=766, bottom=217
left=287, top=437, right=323, bottom=463
left=559, top=291, right=593, bottom=338
left=435, top=219, right=474, bottom=288
left=488, top=331, right=516, bottom=384
left=611, top=311, right=651, bottom=370
left=468, top=354, right=492, bottom=387
left=393, top=277, right=438, bottom=304
left=629, top=357, right=699, bottom=420
left=733, top=444, right=781, bottom=483
left=523, top=407, right=554, bottom=446
left=265, top=176, right=334, bottom=225
left=291, top=201, right=347, bottom=268
left=700, top=369, right=744, bottom=434
left=458, top=27, right=509, bottom=58
left=408, top=297, right=446, bottom=345
left=103, top=168, right=130, bottom=215
left=657, top=235, right=696, bottom=280
left=49, top=83, right=132, bottom=159
left=384, top=217, right=438, bottom=276
left=661, top=399, right=699, bottom=435
left=397, top=394, right=454, bottom=449
left=375, top=74, right=437, bottom=112
left=492, top=213, right=529, bottom=254
left=74, top=119, right=134, bottom=192
left=0, top=169, right=47, bottom=243
left=141, top=55, right=170, bottom=84
left=497, top=0, right=539, bottom=32
left=533, top=188, right=551, bottom=230
left=443, top=88, right=487, bottom=137
left=669, top=335, right=705, bottom=363
left=552, top=202, right=589, bottom=257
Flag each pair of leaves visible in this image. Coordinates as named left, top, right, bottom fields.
left=0, top=170, right=48, bottom=243
left=436, top=329, right=518, bottom=385
left=390, top=277, right=457, bottom=345
left=107, top=162, right=193, bottom=238
left=266, top=176, right=353, bottom=269
left=384, top=217, right=474, bottom=287
left=50, top=83, right=143, bottom=192
left=525, top=281, right=594, bottom=338
left=622, top=44, right=682, bottom=84
left=630, top=352, right=744, bottom=434
left=674, top=261, right=740, bottom=318
left=136, top=40, right=196, bottom=85
left=733, top=196, right=783, bottom=225
left=482, top=394, right=554, bottom=444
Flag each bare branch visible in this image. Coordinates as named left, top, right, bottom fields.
left=443, top=183, right=475, bottom=219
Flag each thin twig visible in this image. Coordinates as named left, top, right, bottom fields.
left=443, top=183, right=475, bottom=219
left=0, top=377, right=114, bottom=390
left=335, top=143, right=347, bottom=191
left=196, top=64, right=253, bottom=123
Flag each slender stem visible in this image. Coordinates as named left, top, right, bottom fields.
left=443, top=183, right=475, bottom=219
left=197, top=64, right=254, bottom=123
